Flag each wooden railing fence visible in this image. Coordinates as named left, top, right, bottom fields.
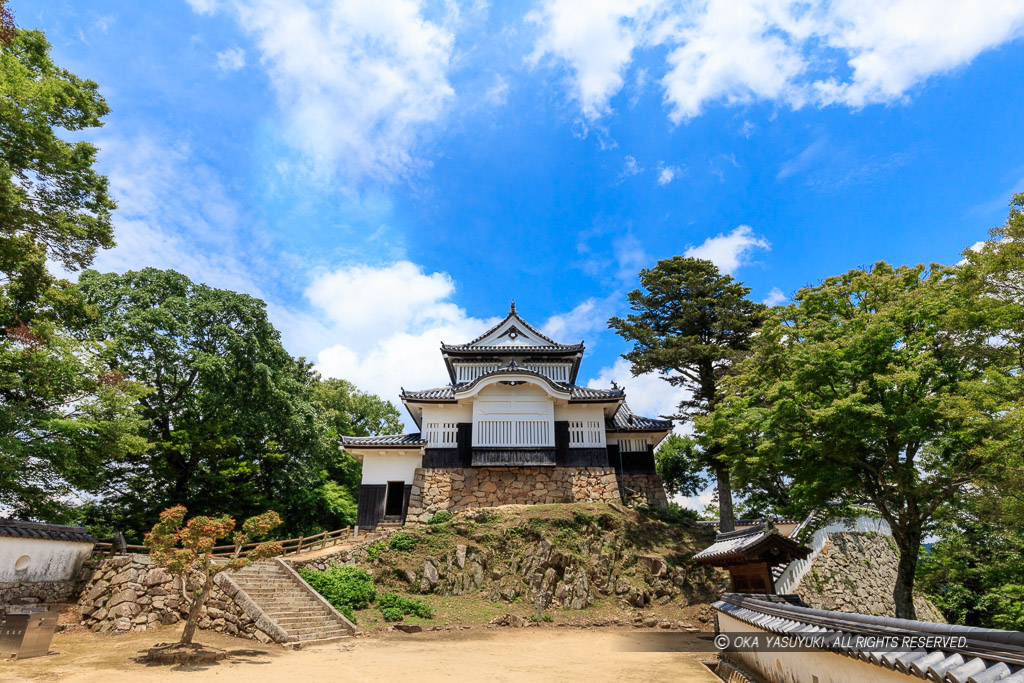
left=92, top=526, right=354, bottom=558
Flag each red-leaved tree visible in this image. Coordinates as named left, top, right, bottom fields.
left=144, top=506, right=283, bottom=645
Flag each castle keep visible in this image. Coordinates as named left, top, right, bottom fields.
left=341, top=304, right=671, bottom=528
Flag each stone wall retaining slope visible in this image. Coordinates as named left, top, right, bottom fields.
left=406, top=466, right=668, bottom=522
left=75, top=554, right=278, bottom=642
left=794, top=532, right=944, bottom=623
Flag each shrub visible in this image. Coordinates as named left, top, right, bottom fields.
left=388, top=532, right=416, bottom=552
left=427, top=511, right=453, bottom=525
left=381, top=606, right=405, bottom=622
left=377, top=592, right=433, bottom=621
left=299, top=566, right=376, bottom=621
left=366, top=540, right=386, bottom=562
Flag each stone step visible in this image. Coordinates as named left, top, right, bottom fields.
left=288, top=629, right=352, bottom=641
left=283, top=625, right=346, bottom=636
left=274, top=618, right=338, bottom=628
left=261, top=609, right=336, bottom=619
left=284, top=634, right=352, bottom=650
left=238, top=591, right=311, bottom=598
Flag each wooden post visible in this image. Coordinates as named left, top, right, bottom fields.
left=322, top=530, right=328, bottom=550
left=295, top=535, right=303, bottom=555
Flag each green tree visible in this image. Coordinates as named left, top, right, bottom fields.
left=315, top=377, right=404, bottom=528
left=77, top=268, right=325, bottom=537
left=654, top=435, right=705, bottom=499
left=708, top=262, right=1000, bottom=619
left=917, top=472, right=1024, bottom=630
left=609, top=257, right=766, bottom=531
left=915, top=195, right=1024, bottom=629
left=0, top=6, right=148, bottom=520
left=315, top=377, right=403, bottom=438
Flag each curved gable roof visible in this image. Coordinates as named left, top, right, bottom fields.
left=440, top=302, right=583, bottom=352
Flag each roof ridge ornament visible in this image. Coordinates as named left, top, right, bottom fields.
left=510, top=300, right=516, bottom=314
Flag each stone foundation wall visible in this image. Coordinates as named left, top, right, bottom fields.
left=795, top=532, right=945, bottom=623
left=76, top=554, right=277, bottom=642
left=1, top=560, right=95, bottom=605
left=405, top=466, right=668, bottom=523
left=0, top=579, right=81, bottom=605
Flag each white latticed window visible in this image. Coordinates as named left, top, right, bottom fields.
left=476, top=420, right=551, bottom=447
left=524, top=363, right=570, bottom=382
left=620, top=438, right=647, bottom=453
left=568, top=420, right=604, bottom=447
left=454, top=363, right=501, bottom=382
left=424, top=422, right=458, bottom=447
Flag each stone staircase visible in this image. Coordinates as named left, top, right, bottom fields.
left=224, top=559, right=357, bottom=647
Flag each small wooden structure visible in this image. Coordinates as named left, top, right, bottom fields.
left=694, top=523, right=810, bottom=594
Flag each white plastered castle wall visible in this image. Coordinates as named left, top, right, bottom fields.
left=472, top=383, right=554, bottom=447
left=360, top=452, right=424, bottom=485
left=0, top=537, right=93, bottom=583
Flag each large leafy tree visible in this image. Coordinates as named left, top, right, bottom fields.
left=915, top=195, right=1024, bottom=629
left=609, top=257, right=766, bottom=531
left=77, top=268, right=326, bottom=537
left=314, top=377, right=403, bottom=525
left=708, top=262, right=1001, bottom=619
left=0, top=6, right=148, bottom=520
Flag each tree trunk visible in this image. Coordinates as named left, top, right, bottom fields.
left=179, top=565, right=213, bottom=646
left=892, top=527, right=922, bottom=620
left=715, top=463, right=735, bottom=532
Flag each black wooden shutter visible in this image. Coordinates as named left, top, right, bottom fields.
left=457, top=422, right=473, bottom=467
left=555, top=421, right=569, bottom=465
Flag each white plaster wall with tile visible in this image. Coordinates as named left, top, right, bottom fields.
left=360, top=452, right=423, bottom=485
left=0, top=537, right=93, bottom=583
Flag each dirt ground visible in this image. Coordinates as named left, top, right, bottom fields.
left=2, top=624, right=722, bottom=682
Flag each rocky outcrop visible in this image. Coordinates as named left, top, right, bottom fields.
left=295, top=505, right=723, bottom=615
left=405, top=467, right=668, bottom=522
left=75, top=554, right=277, bottom=641
left=795, top=532, right=944, bottom=623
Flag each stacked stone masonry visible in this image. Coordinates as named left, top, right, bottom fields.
left=75, top=554, right=277, bottom=642
left=405, top=466, right=668, bottom=523
left=0, top=577, right=85, bottom=605
left=795, top=532, right=945, bottom=623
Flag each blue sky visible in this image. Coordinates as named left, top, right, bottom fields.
left=17, top=1, right=1024, bottom=477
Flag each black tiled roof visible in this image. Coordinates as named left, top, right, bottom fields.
left=339, top=433, right=426, bottom=447
left=693, top=523, right=810, bottom=565
left=401, top=386, right=456, bottom=400
left=442, top=343, right=583, bottom=353
left=441, top=304, right=582, bottom=352
left=569, top=385, right=623, bottom=399
left=0, top=519, right=95, bottom=543
left=608, top=404, right=673, bottom=431
left=715, top=593, right=1024, bottom=680
left=401, top=380, right=625, bottom=402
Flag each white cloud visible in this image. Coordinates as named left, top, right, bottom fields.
left=587, top=357, right=689, bottom=432
left=526, top=0, right=665, bottom=120
left=684, top=224, right=769, bottom=273
left=185, top=0, right=221, bottom=14
left=194, top=0, right=456, bottom=183
left=529, top=0, right=1024, bottom=122
left=656, top=164, right=679, bottom=185
left=541, top=296, right=619, bottom=344
left=216, top=47, right=246, bottom=72
left=91, top=135, right=262, bottom=296
left=620, top=155, right=644, bottom=178
left=308, top=262, right=496, bottom=420
left=485, top=73, right=509, bottom=106
left=762, top=287, right=787, bottom=306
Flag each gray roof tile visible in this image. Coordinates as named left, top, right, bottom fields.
left=0, top=519, right=94, bottom=543
left=608, top=404, right=673, bottom=431
left=713, top=594, right=1024, bottom=681
left=339, top=433, right=426, bottom=447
